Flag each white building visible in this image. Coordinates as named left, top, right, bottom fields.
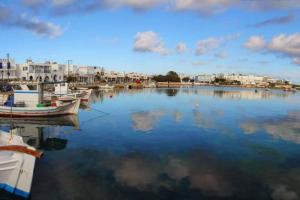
left=194, top=74, right=216, bottom=83
left=223, top=74, right=266, bottom=85
left=75, top=66, right=95, bottom=83
left=0, top=58, right=18, bottom=80
left=19, top=59, right=65, bottom=82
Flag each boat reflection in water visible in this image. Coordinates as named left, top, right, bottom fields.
left=0, top=115, right=79, bottom=151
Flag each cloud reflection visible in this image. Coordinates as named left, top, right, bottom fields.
left=271, top=185, right=298, bottom=200
left=32, top=148, right=300, bottom=200
left=241, top=111, right=300, bottom=144
left=132, top=110, right=166, bottom=132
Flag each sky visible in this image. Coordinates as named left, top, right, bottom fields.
left=0, top=0, right=300, bottom=82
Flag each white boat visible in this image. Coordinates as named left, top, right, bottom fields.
left=45, top=83, right=92, bottom=102
left=99, top=84, right=114, bottom=90
left=0, top=100, right=80, bottom=117
left=76, top=88, right=93, bottom=102
left=0, top=130, right=42, bottom=198
left=0, top=82, right=80, bottom=117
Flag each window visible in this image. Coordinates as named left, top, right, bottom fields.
left=27, top=85, right=37, bottom=90
left=13, top=85, right=22, bottom=90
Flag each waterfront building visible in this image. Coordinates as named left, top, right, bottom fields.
left=75, top=66, right=95, bottom=83
left=19, top=59, right=65, bottom=82
left=194, top=74, right=216, bottom=83
left=0, top=57, right=18, bottom=80
left=222, top=74, right=268, bottom=85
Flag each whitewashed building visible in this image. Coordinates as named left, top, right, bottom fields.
left=19, top=59, right=65, bottom=82
left=194, top=74, right=216, bottom=83
left=223, top=74, right=266, bottom=85
left=0, top=58, right=18, bottom=80
left=75, top=66, right=95, bottom=83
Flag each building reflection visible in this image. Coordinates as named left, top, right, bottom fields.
left=181, top=87, right=293, bottom=100
left=0, top=115, right=79, bottom=150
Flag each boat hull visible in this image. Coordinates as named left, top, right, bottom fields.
left=0, top=132, right=36, bottom=198
left=0, top=99, right=80, bottom=117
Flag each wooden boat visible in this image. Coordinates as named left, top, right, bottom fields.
left=0, top=130, right=42, bottom=198
left=0, top=100, right=80, bottom=117
left=45, top=83, right=92, bottom=102
left=0, top=82, right=81, bottom=117
left=98, top=84, right=114, bottom=90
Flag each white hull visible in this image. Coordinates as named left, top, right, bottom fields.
left=0, top=131, right=37, bottom=198
left=0, top=99, right=80, bottom=117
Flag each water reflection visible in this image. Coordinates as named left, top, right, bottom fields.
left=1, top=87, right=299, bottom=200
left=0, top=116, right=79, bottom=150
left=193, top=110, right=215, bottom=129
left=132, top=110, right=166, bottom=132
left=181, top=87, right=294, bottom=99
left=165, top=88, right=179, bottom=97
left=241, top=111, right=300, bottom=144
left=32, top=148, right=300, bottom=200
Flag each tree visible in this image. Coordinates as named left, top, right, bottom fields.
left=166, top=71, right=181, bottom=82
left=152, top=71, right=180, bottom=82
left=182, top=77, right=190, bottom=82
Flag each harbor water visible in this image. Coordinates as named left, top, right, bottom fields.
left=1, top=87, right=300, bottom=200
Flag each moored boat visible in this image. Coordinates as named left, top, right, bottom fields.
left=0, top=130, right=42, bottom=198
left=0, top=82, right=80, bottom=117
left=99, top=84, right=114, bottom=90
left=0, top=99, right=80, bottom=117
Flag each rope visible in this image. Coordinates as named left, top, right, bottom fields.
left=79, top=107, right=110, bottom=127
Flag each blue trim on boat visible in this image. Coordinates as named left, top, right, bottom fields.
left=14, top=91, right=38, bottom=94
left=0, top=183, right=30, bottom=198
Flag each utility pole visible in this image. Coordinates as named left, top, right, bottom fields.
left=67, top=60, right=72, bottom=77
left=7, top=53, right=10, bottom=82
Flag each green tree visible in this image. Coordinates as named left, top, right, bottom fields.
left=182, top=77, right=190, bottom=82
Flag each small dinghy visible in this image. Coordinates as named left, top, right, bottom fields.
left=0, top=130, right=42, bottom=198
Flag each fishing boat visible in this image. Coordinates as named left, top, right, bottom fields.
left=0, top=130, right=42, bottom=198
left=45, top=83, right=92, bottom=102
left=0, top=82, right=80, bottom=117
left=98, top=84, right=114, bottom=90
left=76, top=87, right=93, bottom=102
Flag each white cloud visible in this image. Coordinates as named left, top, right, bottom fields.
left=22, top=0, right=300, bottom=16
left=195, top=33, right=240, bottom=56
left=293, top=57, right=300, bottom=65
left=215, top=51, right=228, bottom=59
left=134, top=31, right=168, bottom=55
left=112, top=0, right=165, bottom=10
left=245, top=33, right=300, bottom=65
left=268, top=33, right=300, bottom=57
left=0, top=5, right=63, bottom=38
left=244, top=0, right=300, bottom=11
left=52, top=0, right=75, bottom=7
left=244, top=36, right=266, bottom=50
left=22, top=0, right=44, bottom=6
left=195, top=37, right=221, bottom=55
left=176, top=42, right=187, bottom=54
left=174, top=0, right=238, bottom=15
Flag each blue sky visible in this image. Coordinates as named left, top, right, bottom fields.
left=0, top=0, right=300, bottom=82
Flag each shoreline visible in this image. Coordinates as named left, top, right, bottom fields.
left=156, top=82, right=298, bottom=90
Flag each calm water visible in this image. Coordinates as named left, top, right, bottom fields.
left=1, top=87, right=300, bottom=200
